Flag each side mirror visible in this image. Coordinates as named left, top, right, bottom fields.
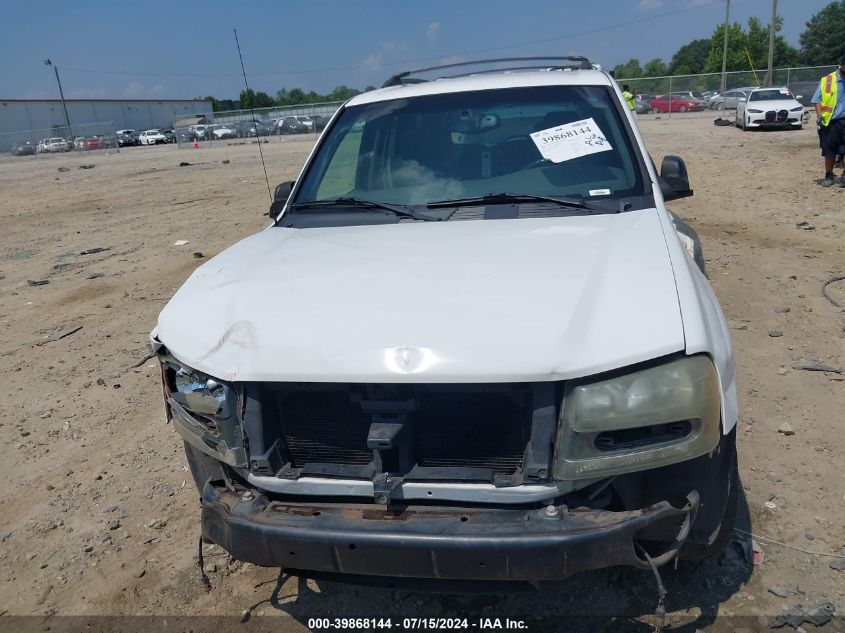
left=658, top=155, right=693, bottom=201
left=267, top=181, right=294, bottom=217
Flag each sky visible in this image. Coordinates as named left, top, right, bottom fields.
left=0, top=0, right=835, bottom=101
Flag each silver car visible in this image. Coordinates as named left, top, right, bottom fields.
left=709, top=89, right=752, bottom=111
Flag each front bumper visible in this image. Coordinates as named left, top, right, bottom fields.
left=201, top=484, right=698, bottom=582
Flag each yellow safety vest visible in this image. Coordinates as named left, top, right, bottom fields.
left=623, top=90, right=636, bottom=111
left=818, top=71, right=838, bottom=127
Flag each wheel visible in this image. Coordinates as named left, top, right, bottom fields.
left=680, top=442, right=738, bottom=561
left=679, top=105, right=688, bottom=113
left=717, top=102, right=726, bottom=111
left=650, top=107, right=658, bottom=114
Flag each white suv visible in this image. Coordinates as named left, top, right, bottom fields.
left=153, top=56, right=737, bottom=590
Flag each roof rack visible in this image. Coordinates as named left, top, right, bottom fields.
left=382, top=56, right=594, bottom=88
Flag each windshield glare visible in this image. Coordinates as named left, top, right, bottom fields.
left=294, top=85, right=645, bottom=208
left=750, top=89, right=794, bottom=101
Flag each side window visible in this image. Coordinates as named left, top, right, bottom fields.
left=315, top=120, right=365, bottom=199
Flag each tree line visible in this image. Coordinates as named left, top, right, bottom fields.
left=200, top=85, right=376, bottom=112
left=200, top=1, right=845, bottom=110
left=613, top=0, right=845, bottom=81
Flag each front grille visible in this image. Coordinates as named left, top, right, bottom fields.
left=776, top=109, right=788, bottom=122
left=412, top=391, right=527, bottom=473
left=276, top=386, right=530, bottom=475
left=281, top=392, right=373, bottom=466
left=765, top=110, right=776, bottom=123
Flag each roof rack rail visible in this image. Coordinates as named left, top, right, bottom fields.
left=382, top=56, right=593, bottom=88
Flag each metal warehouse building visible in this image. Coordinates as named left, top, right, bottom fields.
left=1, top=98, right=213, bottom=149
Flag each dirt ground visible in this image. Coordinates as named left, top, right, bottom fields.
left=0, top=115, right=843, bottom=632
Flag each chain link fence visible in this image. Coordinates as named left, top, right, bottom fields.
left=3, top=121, right=120, bottom=159
left=620, top=65, right=835, bottom=116
left=173, top=101, right=343, bottom=148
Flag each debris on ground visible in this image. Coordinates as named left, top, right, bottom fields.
left=78, top=164, right=95, bottom=169
left=222, top=159, right=230, bottom=164
left=792, top=361, right=843, bottom=374
left=795, top=221, right=815, bottom=231
left=27, top=279, right=49, bottom=286
left=774, top=306, right=791, bottom=313
left=821, top=276, right=845, bottom=309
left=80, top=247, right=109, bottom=255
left=193, top=252, right=204, bottom=259
left=57, top=167, right=70, bottom=172
left=173, top=240, right=189, bottom=246
left=36, top=325, right=82, bottom=346
left=179, top=162, right=192, bottom=167
left=768, top=586, right=791, bottom=598
left=768, top=330, right=783, bottom=337
left=771, top=601, right=836, bottom=629
left=777, top=422, right=796, bottom=436
left=87, top=272, right=104, bottom=279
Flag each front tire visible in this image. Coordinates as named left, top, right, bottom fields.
left=679, top=105, right=688, bottom=113
left=680, top=442, right=739, bottom=561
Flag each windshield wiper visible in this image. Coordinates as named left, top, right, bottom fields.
left=290, top=197, right=440, bottom=221
left=426, top=192, right=601, bottom=211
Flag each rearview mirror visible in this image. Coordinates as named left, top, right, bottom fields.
left=266, top=181, right=295, bottom=217
left=658, top=155, right=693, bottom=201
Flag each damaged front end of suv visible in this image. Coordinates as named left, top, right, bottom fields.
left=152, top=57, right=738, bottom=588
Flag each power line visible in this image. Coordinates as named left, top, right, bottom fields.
left=60, top=0, right=741, bottom=80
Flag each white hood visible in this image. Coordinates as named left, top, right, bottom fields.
left=156, top=209, right=685, bottom=383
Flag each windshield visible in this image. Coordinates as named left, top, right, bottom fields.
left=750, top=89, right=793, bottom=102
left=293, top=85, right=646, bottom=208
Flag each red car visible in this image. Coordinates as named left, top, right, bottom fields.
left=647, top=95, right=704, bottom=113
left=76, top=136, right=104, bottom=151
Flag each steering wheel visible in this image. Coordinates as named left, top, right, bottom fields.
left=504, top=135, right=549, bottom=170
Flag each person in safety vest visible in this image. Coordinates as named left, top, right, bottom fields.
left=622, top=84, right=637, bottom=121
left=811, top=55, right=845, bottom=187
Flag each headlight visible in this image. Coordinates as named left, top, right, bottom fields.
left=747, top=109, right=763, bottom=113
left=553, top=355, right=721, bottom=480
left=790, top=106, right=803, bottom=112
left=160, top=355, right=247, bottom=467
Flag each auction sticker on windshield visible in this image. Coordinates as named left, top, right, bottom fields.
left=529, top=117, right=612, bottom=164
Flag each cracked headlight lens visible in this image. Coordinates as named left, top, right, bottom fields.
left=159, top=357, right=244, bottom=465
left=173, top=367, right=228, bottom=415
left=553, top=355, right=721, bottom=480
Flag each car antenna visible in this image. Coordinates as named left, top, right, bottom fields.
left=233, top=28, right=273, bottom=204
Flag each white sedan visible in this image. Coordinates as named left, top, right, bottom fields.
left=736, top=87, right=805, bottom=130
left=139, top=129, right=168, bottom=145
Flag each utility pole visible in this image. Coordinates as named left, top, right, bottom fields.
left=44, top=59, right=73, bottom=138
left=765, top=0, right=778, bottom=87
left=720, top=0, right=731, bottom=93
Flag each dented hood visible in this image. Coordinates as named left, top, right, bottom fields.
left=156, top=209, right=685, bottom=382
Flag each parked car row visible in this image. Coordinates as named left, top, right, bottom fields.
left=115, top=129, right=177, bottom=146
